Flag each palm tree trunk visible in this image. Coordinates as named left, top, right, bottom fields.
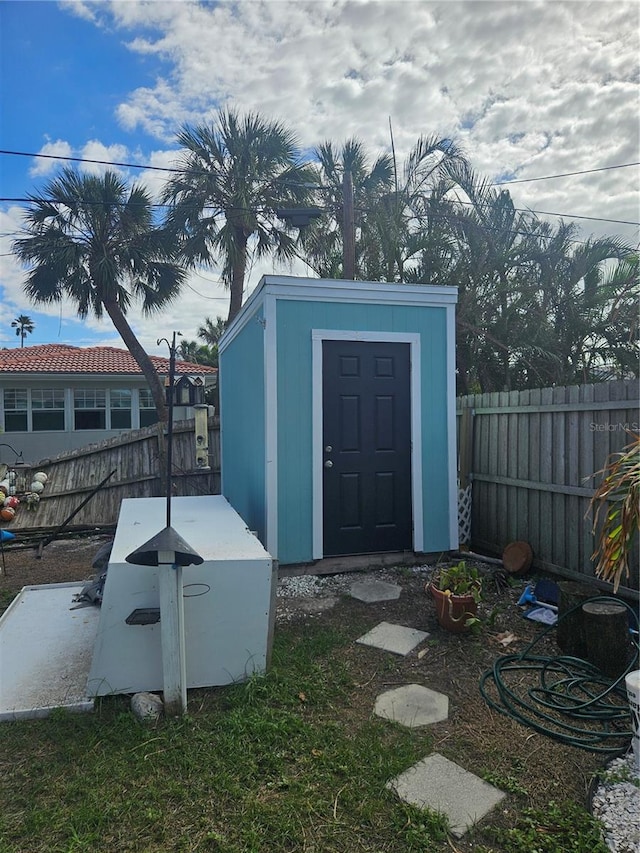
left=228, top=231, right=248, bottom=323
left=102, top=299, right=169, bottom=423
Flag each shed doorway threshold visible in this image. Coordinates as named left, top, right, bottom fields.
left=0, top=583, right=99, bottom=721
left=279, top=550, right=440, bottom=578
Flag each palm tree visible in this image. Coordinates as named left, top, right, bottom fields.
left=12, top=168, right=186, bottom=422
left=11, top=314, right=35, bottom=347
left=178, top=339, right=218, bottom=368
left=302, top=135, right=467, bottom=282
left=443, top=162, right=636, bottom=392
left=163, top=109, right=317, bottom=323
left=197, top=316, right=226, bottom=346
left=301, top=138, right=394, bottom=279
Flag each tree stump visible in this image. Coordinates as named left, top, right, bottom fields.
left=556, top=581, right=600, bottom=658
left=582, top=601, right=630, bottom=679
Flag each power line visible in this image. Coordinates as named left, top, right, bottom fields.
left=492, top=162, right=640, bottom=186
left=0, top=148, right=179, bottom=175
left=2, top=147, right=639, bottom=189
left=444, top=197, right=640, bottom=227
left=2, top=193, right=637, bottom=228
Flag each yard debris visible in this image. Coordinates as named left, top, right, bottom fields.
left=493, top=631, right=520, bottom=647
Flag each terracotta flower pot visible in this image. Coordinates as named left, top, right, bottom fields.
left=427, top=582, right=479, bottom=634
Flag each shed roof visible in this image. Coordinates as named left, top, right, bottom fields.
left=0, top=344, right=217, bottom=377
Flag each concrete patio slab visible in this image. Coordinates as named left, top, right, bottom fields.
left=356, top=621, right=429, bottom=656
left=374, top=683, right=449, bottom=727
left=349, top=579, right=402, bottom=603
left=387, top=752, right=506, bottom=838
left=0, top=583, right=98, bottom=721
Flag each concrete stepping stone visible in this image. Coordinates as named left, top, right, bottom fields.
left=350, top=579, right=402, bottom=603
left=374, top=684, right=448, bottom=728
left=387, top=752, right=506, bottom=838
left=356, top=621, right=429, bottom=656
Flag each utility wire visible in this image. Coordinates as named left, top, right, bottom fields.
left=1, top=194, right=637, bottom=228
left=1, top=147, right=639, bottom=188
left=0, top=200, right=627, bottom=249
left=492, top=162, right=640, bottom=186
left=0, top=149, right=183, bottom=175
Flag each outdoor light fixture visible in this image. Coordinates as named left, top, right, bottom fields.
left=275, top=207, right=322, bottom=228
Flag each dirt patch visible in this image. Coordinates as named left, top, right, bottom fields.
left=0, top=536, right=620, bottom=839
left=0, top=534, right=113, bottom=592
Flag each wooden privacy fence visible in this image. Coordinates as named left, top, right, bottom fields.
left=6, top=417, right=221, bottom=532
left=457, top=380, right=639, bottom=593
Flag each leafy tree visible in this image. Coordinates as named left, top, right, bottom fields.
left=163, top=109, right=317, bottom=323
left=11, top=314, right=35, bottom=347
left=13, top=168, right=186, bottom=422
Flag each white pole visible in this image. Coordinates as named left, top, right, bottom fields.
left=158, top=549, right=187, bottom=715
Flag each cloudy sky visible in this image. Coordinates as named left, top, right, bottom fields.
left=1, top=0, right=638, bottom=354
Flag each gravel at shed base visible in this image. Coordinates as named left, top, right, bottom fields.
left=591, top=752, right=639, bottom=853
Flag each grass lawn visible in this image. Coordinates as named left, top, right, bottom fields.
left=0, top=614, right=609, bottom=853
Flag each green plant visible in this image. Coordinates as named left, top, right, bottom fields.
left=594, top=764, right=640, bottom=788
left=435, top=561, right=482, bottom=603
left=480, top=800, right=607, bottom=853
left=589, top=431, right=640, bottom=592
left=481, top=771, right=529, bottom=798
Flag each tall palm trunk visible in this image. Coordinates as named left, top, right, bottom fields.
left=103, top=299, right=169, bottom=423
left=228, top=230, right=248, bottom=323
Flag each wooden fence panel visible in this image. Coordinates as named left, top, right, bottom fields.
left=4, top=417, right=221, bottom=531
left=458, top=380, right=639, bottom=593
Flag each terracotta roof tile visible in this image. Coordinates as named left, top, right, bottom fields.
left=0, top=344, right=217, bottom=376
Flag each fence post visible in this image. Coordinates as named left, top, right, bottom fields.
left=457, top=405, right=474, bottom=547
left=156, top=422, right=167, bottom=498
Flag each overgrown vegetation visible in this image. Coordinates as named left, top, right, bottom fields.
left=478, top=801, right=608, bottom=853
left=590, top=431, right=640, bottom=591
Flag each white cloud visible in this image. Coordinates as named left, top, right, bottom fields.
left=29, top=139, right=73, bottom=177
left=79, top=140, right=131, bottom=176
left=3, top=0, right=638, bottom=353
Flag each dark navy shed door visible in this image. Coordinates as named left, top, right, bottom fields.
left=322, top=340, right=412, bottom=557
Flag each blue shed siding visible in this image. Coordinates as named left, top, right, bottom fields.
left=220, top=305, right=267, bottom=543
left=275, top=299, right=451, bottom=564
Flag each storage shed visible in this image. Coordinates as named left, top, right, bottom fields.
left=218, top=275, right=458, bottom=566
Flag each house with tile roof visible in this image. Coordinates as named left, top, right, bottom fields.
left=0, top=344, right=217, bottom=463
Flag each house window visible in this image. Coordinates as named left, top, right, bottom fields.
left=32, top=389, right=65, bottom=431
left=3, top=389, right=27, bottom=432
left=139, top=389, right=158, bottom=427
left=74, top=389, right=106, bottom=430
left=110, top=389, right=132, bottom=429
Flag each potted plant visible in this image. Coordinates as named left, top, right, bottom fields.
left=426, top=560, right=482, bottom=633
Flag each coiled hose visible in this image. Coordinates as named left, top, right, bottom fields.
left=479, top=596, right=639, bottom=752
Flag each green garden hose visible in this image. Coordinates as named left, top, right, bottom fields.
left=479, top=596, right=639, bottom=752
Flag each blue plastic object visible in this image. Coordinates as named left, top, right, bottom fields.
left=0, top=529, right=16, bottom=542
